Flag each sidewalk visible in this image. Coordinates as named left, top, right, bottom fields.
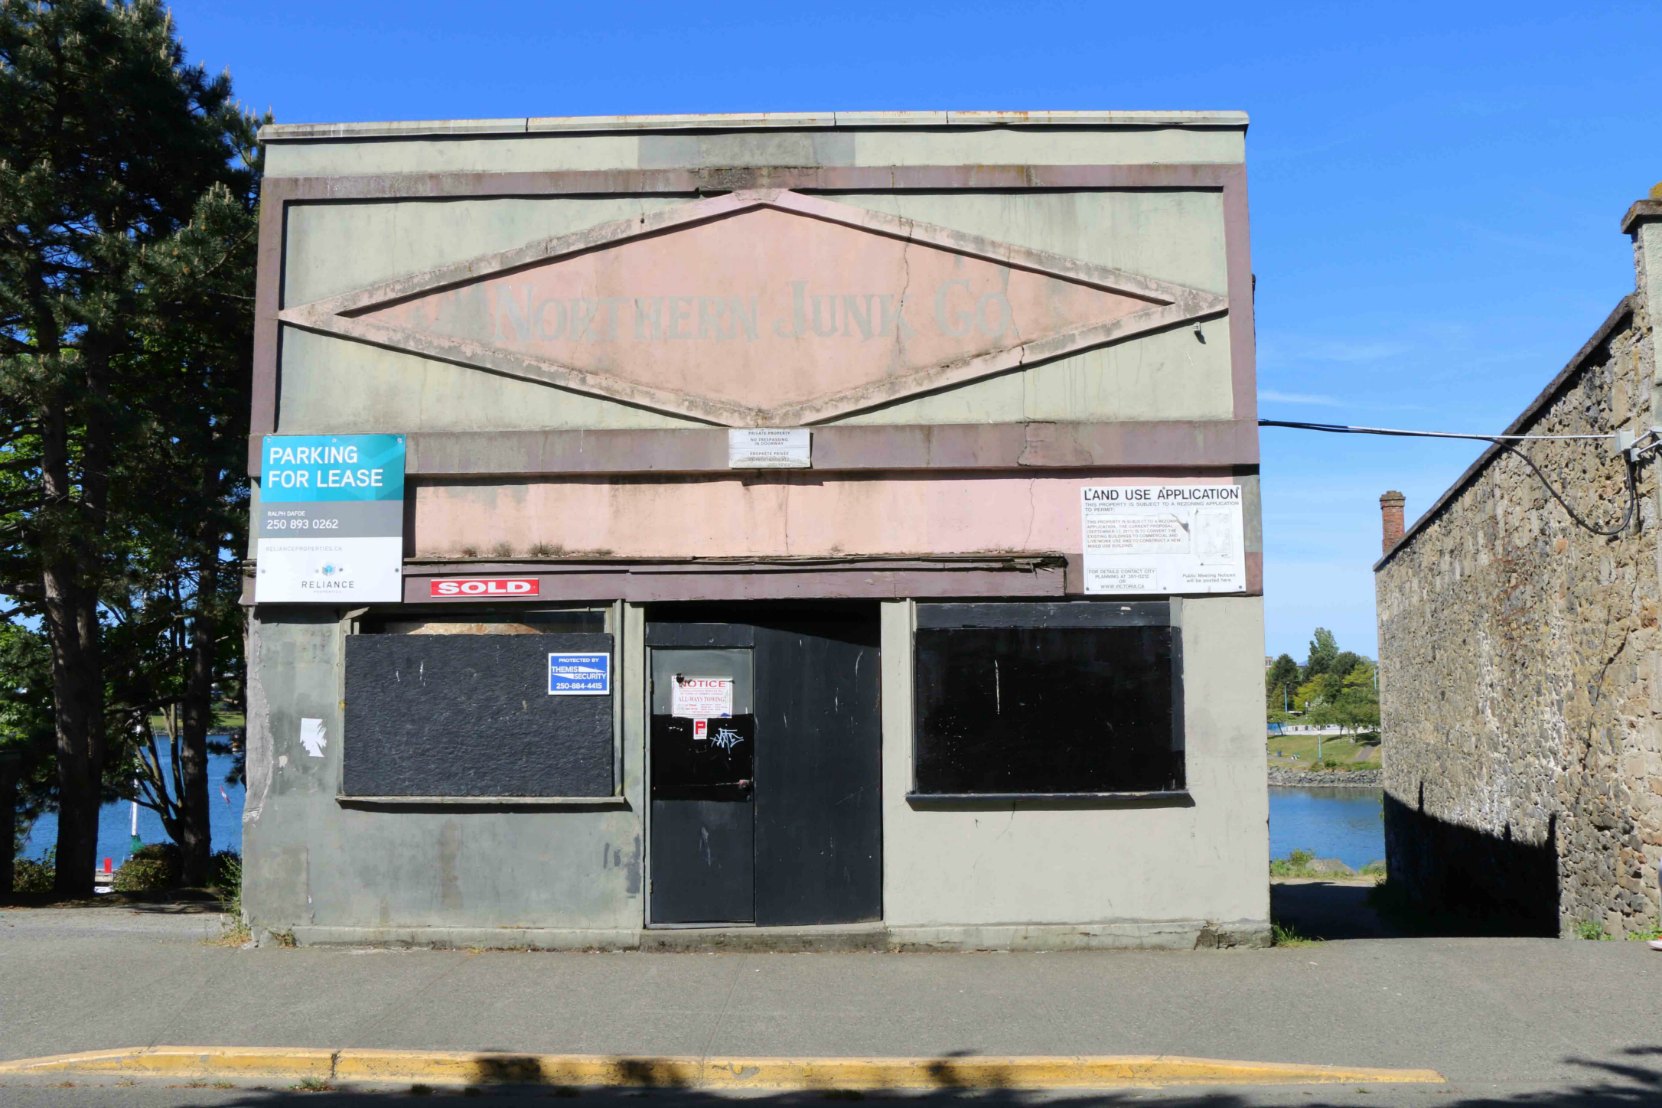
left=2, top=899, right=1660, bottom=1105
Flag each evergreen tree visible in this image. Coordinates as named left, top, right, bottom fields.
left=1303, top=627, right=1340, bottom=679
left=1265, top=653, right=1299, bottom=713
left=0, top=0, right=260, bottom=894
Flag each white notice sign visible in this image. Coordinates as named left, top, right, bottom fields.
left=728, top=428, right=811, bottom=469
left=1081, top=484, right=1246, bottom=595
left=671, top=676, right=735, bottom=718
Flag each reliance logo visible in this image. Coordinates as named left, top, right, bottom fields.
left=429, top=578, right=540, bottom=598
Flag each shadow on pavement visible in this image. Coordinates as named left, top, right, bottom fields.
left=1269, top=880, right=1399, bottom=940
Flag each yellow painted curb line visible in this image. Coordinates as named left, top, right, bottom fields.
left=0, top=1047, right=1445, bottom=1089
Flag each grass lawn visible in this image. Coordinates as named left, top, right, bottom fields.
left=1267, top=731, right=1380, bottom=771
left=146, top=710, right=246, bottom=734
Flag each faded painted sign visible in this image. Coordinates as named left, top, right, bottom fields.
left=728, top=428, right=811, bottom=469
left=340, top=198, right=1172, bottom=421
left=671, top=676, right=733, bottom=719
left=1081, top=484, right=1246, bottom=594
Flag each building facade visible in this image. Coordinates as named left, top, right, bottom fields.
left=1375, top=193, right=1662, bottom=937
left=243, top=112, right=1268, bottom=949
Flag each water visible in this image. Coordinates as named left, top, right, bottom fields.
left=1268, top=786, right=1384, bottom=869
left=20, top=759, right=1381, bottom=873
left=19, top=750, right=245, bottom=865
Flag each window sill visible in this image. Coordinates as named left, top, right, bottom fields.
left=905, top=790, right=1192, bottom=809
left=337, top=794, right=629, bottom=810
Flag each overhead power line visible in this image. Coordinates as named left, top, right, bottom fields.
left=1258, top=419, right=1639, bottom=538
left=1257, top=419, right=1614, bottom=443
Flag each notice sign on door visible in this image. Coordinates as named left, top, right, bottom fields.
left=672, top=676, right=734, bottom=718
left=255, top=434, right=406, bottom=604
left=1081, top=484, right=1246, bottom=595
left=549, top=653, right=611, bottom=696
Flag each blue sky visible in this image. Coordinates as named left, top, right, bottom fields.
left=169, top=0, right=1662, bottom=661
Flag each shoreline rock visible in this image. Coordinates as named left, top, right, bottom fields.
left=1267, top=767, right=1381, bottom=788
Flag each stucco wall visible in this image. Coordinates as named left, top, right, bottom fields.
left=275, top=187, right=1238, bottom=434
left=242, top=604, right=649, bottom=943
left=409, top=473, right=1261, bottom=565
left=245, top=114, right=1264, bottom=948
left=1375, top=291, right=1662, bottom=937
left=879, top=597, right=1269, bottom=942
left=262, top=115, right=1246, bottom=178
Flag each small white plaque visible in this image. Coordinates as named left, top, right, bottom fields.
left=1081, top=484, right=1246, bottom=595
left=728, top=428, right=811, bottom=469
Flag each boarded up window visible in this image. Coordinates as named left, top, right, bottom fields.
left=911, top=602, right=1183, bottom=797
left=343, top=632, right=614, bottom=798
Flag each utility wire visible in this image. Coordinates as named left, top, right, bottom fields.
left=1259, top=418, right=1639, bottom=537
left=1257, top=419, right=1614, bottom=442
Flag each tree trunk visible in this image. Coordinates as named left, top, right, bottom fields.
left=1, top=754, right=17, bottom=896
left=176, top=539, right=218, bottom=886
left=41, top=338, right=114, bottom=898
left=44, top=568, right=103, bottom=897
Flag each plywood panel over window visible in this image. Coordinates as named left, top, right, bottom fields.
left=343, top=632, right=615, bottom=798
left=911, top=601, right=1183, bottom=798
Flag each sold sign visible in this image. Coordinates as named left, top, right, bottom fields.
left=428, top=578, right=540, bottom=598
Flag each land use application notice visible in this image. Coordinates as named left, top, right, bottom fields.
left=1081, top=484, right=1246, bottom=594
left=256, top=434, right=406, bottom=603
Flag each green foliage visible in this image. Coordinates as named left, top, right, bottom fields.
left=112, top=841, right=181, bottom=892
left=1271, top=920, right=1318, bottom=947
left=1, top=622, right=56, bottom=835
left=1573, top=919, right=1611, bottom=941
left=12, top=847, right=54, bottom=892
left=1265, top=653, right=1300, bottom=711
left=1304, top=628, right=1340, bottom=678
left=1269, top=848, right=1320, bottom=877
left=0, top=0, right=264, bottom=887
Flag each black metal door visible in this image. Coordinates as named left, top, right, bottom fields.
left=753, top=611, right=883, bottom=925
left=648, top=630, right=755, bottom=924
left=646, top=607, right=882, bottom=927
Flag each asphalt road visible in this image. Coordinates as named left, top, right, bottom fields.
left=2, top=894, right=1660, bottom=1107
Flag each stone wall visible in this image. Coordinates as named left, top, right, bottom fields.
left=1376, top=279, right=1662, bottom=938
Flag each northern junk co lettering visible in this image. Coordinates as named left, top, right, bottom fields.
left=484, top=279, right=1019, bottom=345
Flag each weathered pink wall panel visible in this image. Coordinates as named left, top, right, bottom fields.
left=414, top=473, right=1238, bottom=560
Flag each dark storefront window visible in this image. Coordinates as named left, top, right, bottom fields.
left=911, top=601, right=1184, bottom=798
left=342, top=607, right=616, bottom=800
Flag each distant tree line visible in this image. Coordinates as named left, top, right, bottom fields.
left=1, top=0, right=265, bottom=895
left=1265, top=628, right=1380, bottom=737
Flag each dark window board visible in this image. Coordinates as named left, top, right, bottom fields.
left=337, top=795, right=631, bottom=810
left=645, top=623, right=757, bottom=649
left=905, top=790, right=1194, bottom=809
left=916, top=600, right=1171, bottom=629
left=343, top=632, right=616, bottom=798
left=911, top=619, right=1185, bottom=796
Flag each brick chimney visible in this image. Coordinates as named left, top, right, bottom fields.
left=1380, top=490, right=1406, bottom=555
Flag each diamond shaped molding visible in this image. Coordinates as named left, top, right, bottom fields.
left=279, top=190, right=1228, bottom=427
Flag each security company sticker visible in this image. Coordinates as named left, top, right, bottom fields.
left=548, top=653, right=611, bottom=696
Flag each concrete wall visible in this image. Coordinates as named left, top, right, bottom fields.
left=880, top=598, right=1270, bottom=947
left=243, top=604, right=649, bottom=945
left=1375, top=207, right=1662, bottom=937
left=275, top=190, right=1237, bottom=435
left=245, top=113, right=1265, bottom=948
